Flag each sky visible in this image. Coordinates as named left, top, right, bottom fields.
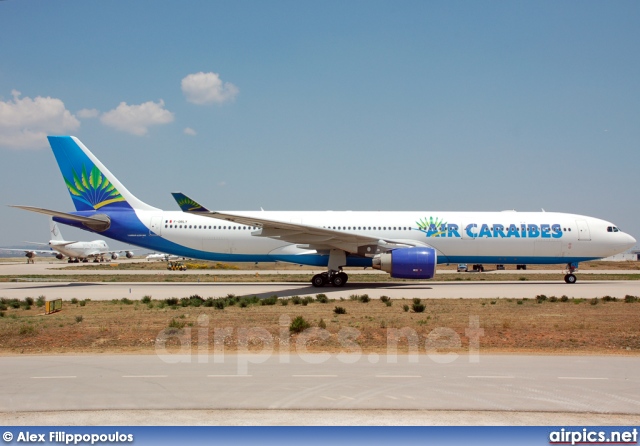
left=0, top=0, right=639, bottom=249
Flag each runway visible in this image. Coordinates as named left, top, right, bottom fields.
left=1, top=354, right=639, bottom=415
left=1, top=280, right=639, bottom=301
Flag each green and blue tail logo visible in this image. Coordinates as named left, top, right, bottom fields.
left=64, top=165, right=125, bottom=210
left=48, top=136, right=133, bottom=212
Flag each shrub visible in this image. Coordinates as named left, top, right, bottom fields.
left=71, top=298, right=79, bottom=304
left=0, top=304, right=7, bottom=311
left=536, top=295, right=547, bottom=303
left=349, top=294, right=360, bottom=301
left=590, top=298, right=599, bottom=305
left=315, top=294, right=329, bottom=303
left=25, top=297, right=34, bottom=306
left=79, top=300, right=86, bottom=307
left=602, top=295, right=616, bottom=302
left=359, top=294, right=370, bottom=303
left=624, top=295, right=638, bottom=303
left=166, top=297, right=179, bottom=306
left=303, top=296, right=314, bottom=305
left=261, top=295, right=278, bottom=306
left=413, top=298, right=421, bottom=305
left=318, top=318, right=327, bottom=329
left=19, top=325, right=36, bottom=335
left=516, top=300, right=523, bottom=305
left=141, top=296, right=152, bottom=304
left=203, top=298, right=214, bottom=307
left=147, top=302, right=154, bottom=309
left=75, top=315, right=83, bottom=323
left=168, top=318, right=185, bottom=329
left=291, top=296, right=302, bottom=305
left=239, top=300, right=248, bottom=308
left=214, top=300, right=225, bottom=310
left=549, top=296, right=558, bottom=303
left=289, top=316, right=311, bottom=333
left=380, top=296, right=390, bottom=303
left=403, top=304, right=409, bottom=312
left=385, top=300, right=392, bottom=307
left=560, top=295, right=569, bottom=302
left=120, top=298, right=134, bottom=305
left=280, top=299, right=289, bottom=306
left=412, top=303, right=426, bottom=313
left=333, top=306, right=347, bottom=315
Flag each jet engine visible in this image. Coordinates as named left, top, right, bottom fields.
left=125, top=251, right=134, bottom=259
left=372, top=247, right=437, bottom=279
left=56, top=253, right=64, bottom=260
left=111, top=253, right=119, bottom=260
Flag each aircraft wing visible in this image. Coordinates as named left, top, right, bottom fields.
left=0, top=248, right=55, bottom=255
left=171, top=192, right=429, bottom=255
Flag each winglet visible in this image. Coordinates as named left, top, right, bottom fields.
left=171, top=192, right=211, bottom=213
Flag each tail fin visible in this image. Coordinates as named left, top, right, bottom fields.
left=49, top=217, right=64, bottom=242
left=47, top=136, right=158, bottom=212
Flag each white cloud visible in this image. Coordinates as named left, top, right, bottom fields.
left=100, top=100, right=174, bottom=136
left=181, top=72, right=239, bottom=105
left=77, top=108, right=100, bottom=119
left=0, top=90, right=80, bottom=150
left=184, top=127, right=197, bottom=136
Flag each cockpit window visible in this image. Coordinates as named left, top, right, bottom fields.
left=607, top=226, right=620, bottom=233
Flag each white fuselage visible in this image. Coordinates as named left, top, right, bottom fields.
left=127, top=209, right=635, bottom=265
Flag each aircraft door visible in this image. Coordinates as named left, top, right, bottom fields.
left=575, top=220, right=591, bottom=241
left=150, top=216, right=163, bottom=236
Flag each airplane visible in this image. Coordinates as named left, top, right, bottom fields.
left=9, top=136, right=636, bottom=285
left=1, top=217, right=134, bottom=263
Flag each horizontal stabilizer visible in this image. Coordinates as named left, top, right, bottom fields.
left=10, top=205, right=111, bottom=232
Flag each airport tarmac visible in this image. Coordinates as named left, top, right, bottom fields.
left=0, top=354, right=639, bottom=425
left=1, top=280, right=639, bottom=301
left=2, top=261, right=639, bottom=425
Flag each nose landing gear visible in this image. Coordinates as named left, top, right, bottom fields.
left=564, top=263, right=578, bottom=284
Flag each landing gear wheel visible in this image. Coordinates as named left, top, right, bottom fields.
left=311, top=274, right=326, bottom=287
left=564, top=274, right=577, bottom=284
left=332, top=273, right=346, bottom=287
left=338, top=272, right=348, bottom=285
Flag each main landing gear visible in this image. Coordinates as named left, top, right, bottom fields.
left=312, top=271, right=349, bottom=287
left=311, top=248, right=349, bottom=287
left=564, top=263, right=578, bottom=284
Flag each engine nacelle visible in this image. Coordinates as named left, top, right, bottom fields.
left=111, top=253, right=119, bottom=260
left=372, top=247, right=437, bottom=279
left=56, top=254, right=64, bottom=260
left=125, top=251, right=134, bottom=259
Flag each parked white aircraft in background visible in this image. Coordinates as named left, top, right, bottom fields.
left=10, top=136, right=637, bottom=283
left=1, top=218, right=134, bottom=263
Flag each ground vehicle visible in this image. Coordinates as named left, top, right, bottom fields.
left=167, top=261, right=187, bottom=271
left=457, top=263, right=468, bottom=272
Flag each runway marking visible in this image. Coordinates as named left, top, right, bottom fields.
left=376, top=375, right=421, bottom=378
left=321, top=396, right=336, bottom=401
left=31, top=376, right=76, bottom=379
left=468, top=375, right=515, bottom=379
left=558, top=377, right=609, bottom=380
left=386, top=395, right=399, bottom=400
left=122, top=375, right=167, bottom=378
left=207, top=375, right=253, bottom=378
left=292, top=375, right=338, bottom=378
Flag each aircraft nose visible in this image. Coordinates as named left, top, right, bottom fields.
left=625, top=233, right=637, bottom=249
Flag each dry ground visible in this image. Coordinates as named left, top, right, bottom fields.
left=1, top=294, right=639, bottom=355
